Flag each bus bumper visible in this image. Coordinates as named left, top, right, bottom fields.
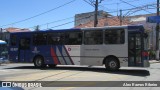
left=143, top=60, right=150, bottom=67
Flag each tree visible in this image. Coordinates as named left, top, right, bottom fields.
left=35, top=25, right=40, bottom=31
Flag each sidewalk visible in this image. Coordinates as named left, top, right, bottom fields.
left=149, top=60, right=160, bottom=64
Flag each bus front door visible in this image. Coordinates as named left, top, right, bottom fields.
left=18, top=38, right=31, bottom=62
left=128, top=33, right=143, bottom=67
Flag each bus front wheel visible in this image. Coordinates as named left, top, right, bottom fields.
left=105, top=57, right=120, bottom=71
left=34, top=56, right=46, bottom=68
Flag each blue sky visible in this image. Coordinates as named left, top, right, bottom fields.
left=0, top=0, right=157, bottom=30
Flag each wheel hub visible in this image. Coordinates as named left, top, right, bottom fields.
left=36, top=58, right=42, bottom=66
left=109, top=61, right=116, bottom=68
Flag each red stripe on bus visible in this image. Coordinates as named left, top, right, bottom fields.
left=51, top=47, right=59, bottom=64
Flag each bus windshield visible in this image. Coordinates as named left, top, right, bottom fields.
left=0, top=40, right=7, bottom=59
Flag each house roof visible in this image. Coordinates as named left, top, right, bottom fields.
left=5, top=27, right=31, bottom=33
left=75, top=17, right=130, bottom=28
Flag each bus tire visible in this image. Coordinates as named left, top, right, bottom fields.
left=105, top=57, right=119, bottom=71
left=48, top=64, right=57, bottom=68
left=34, top=56, right=46, bottom=68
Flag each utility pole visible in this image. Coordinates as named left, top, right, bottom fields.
left=156, top=0, right=159, bottom=60
left=94, top=0, right=98, bottom=27
left=120, top=9, right=122, bottom=26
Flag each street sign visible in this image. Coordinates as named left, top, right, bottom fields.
left=146, top=16, right=160, bottom=23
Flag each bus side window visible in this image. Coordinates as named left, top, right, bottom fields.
left=48, top=33, right=58, bottom=45
left=33, top=34, right=47, bottom=45
left=65, top=31, right=82, bottom=45
left=84, top=30, right=103, bottom=45
left=105, top=29, right=125, bottom=44
left=20, top=38, right=30, bottom=50
left=48, top=32, right=65, bottom=45
left=10, top=35, right=17, bottom=46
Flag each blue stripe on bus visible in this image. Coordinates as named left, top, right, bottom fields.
left=56, top=46, right=67, bottom=65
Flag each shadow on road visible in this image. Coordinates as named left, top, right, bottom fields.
left=5, top=65, right=150, bottom=77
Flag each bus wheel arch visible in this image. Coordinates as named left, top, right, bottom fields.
left=33, top=55, right=46, bottom=68
left=103, top=55, right=120, bottom=71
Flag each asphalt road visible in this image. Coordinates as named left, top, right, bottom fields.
left=0, top=63, right=160, bottom=90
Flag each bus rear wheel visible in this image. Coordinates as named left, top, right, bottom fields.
left=105, top=57, right=119, bottom=71
left=34, top=56, right=46, bottom=68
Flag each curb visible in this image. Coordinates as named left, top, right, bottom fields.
left=149, top=60, right=160, bottom=64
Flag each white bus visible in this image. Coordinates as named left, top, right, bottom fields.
left=9, top=25, right=150, bottom=71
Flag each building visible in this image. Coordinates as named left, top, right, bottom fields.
left=75, top=10, right=112, bottom=27
left=126, top=13, right=157, bottom=50
left=75, top=16, right=129, bottom=28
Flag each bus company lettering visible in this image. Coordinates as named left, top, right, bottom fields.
left=85, top=49, right=99, bottom=51
left=10, top=48, right=18, bottom=51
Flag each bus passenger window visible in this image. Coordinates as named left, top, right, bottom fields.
left=20, top=38, right=30, bottom=50
left=33, top=34, right=47, bottom=45
left=105, top=29, right=124, bottom=44
left=65, top=31, right=82, bottom=45
left=48, top=33, right=65, bottom=45
left=84, top=30, right=103, bottom=45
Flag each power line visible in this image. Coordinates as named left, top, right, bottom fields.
left=120, top=0, right=152, bottom=14
left=36, top=3, right=158, bottom=29
left=83, top=0, right=94, bottom=7
left=89, top=0, right=95, bottom=4
left=26, top=2, right=157, bottom=30
left=99, top=0, right=104, bottom=3
left=50, top=21, right=74, bottom=29
left=50, top=14, right=95, bottom=29
left=122, top=3, right=157, bottom=12
left=122, top=3, right=157, bottom=16
left=30, top=6, right=113, bottom=30
left=101, top=0, right=140, bottom=6
left=51, top=3, right=157, bottom=29
left=99, top=5, right=117, bottom=11
left=28, top=16, right=74, bottom=29
left=0, top=0, right=76, bottom=28
left=48, top=3, right=156, bottom=29
left=34, top=4, right=157, bottom=30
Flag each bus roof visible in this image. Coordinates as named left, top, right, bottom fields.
left=128, top=25, right=145, bottom=33
left=10, top=25, right=144, bottom=35
left=10, top=28, right=81, bottom=35
left=81, top=25, right=144, bottom=30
